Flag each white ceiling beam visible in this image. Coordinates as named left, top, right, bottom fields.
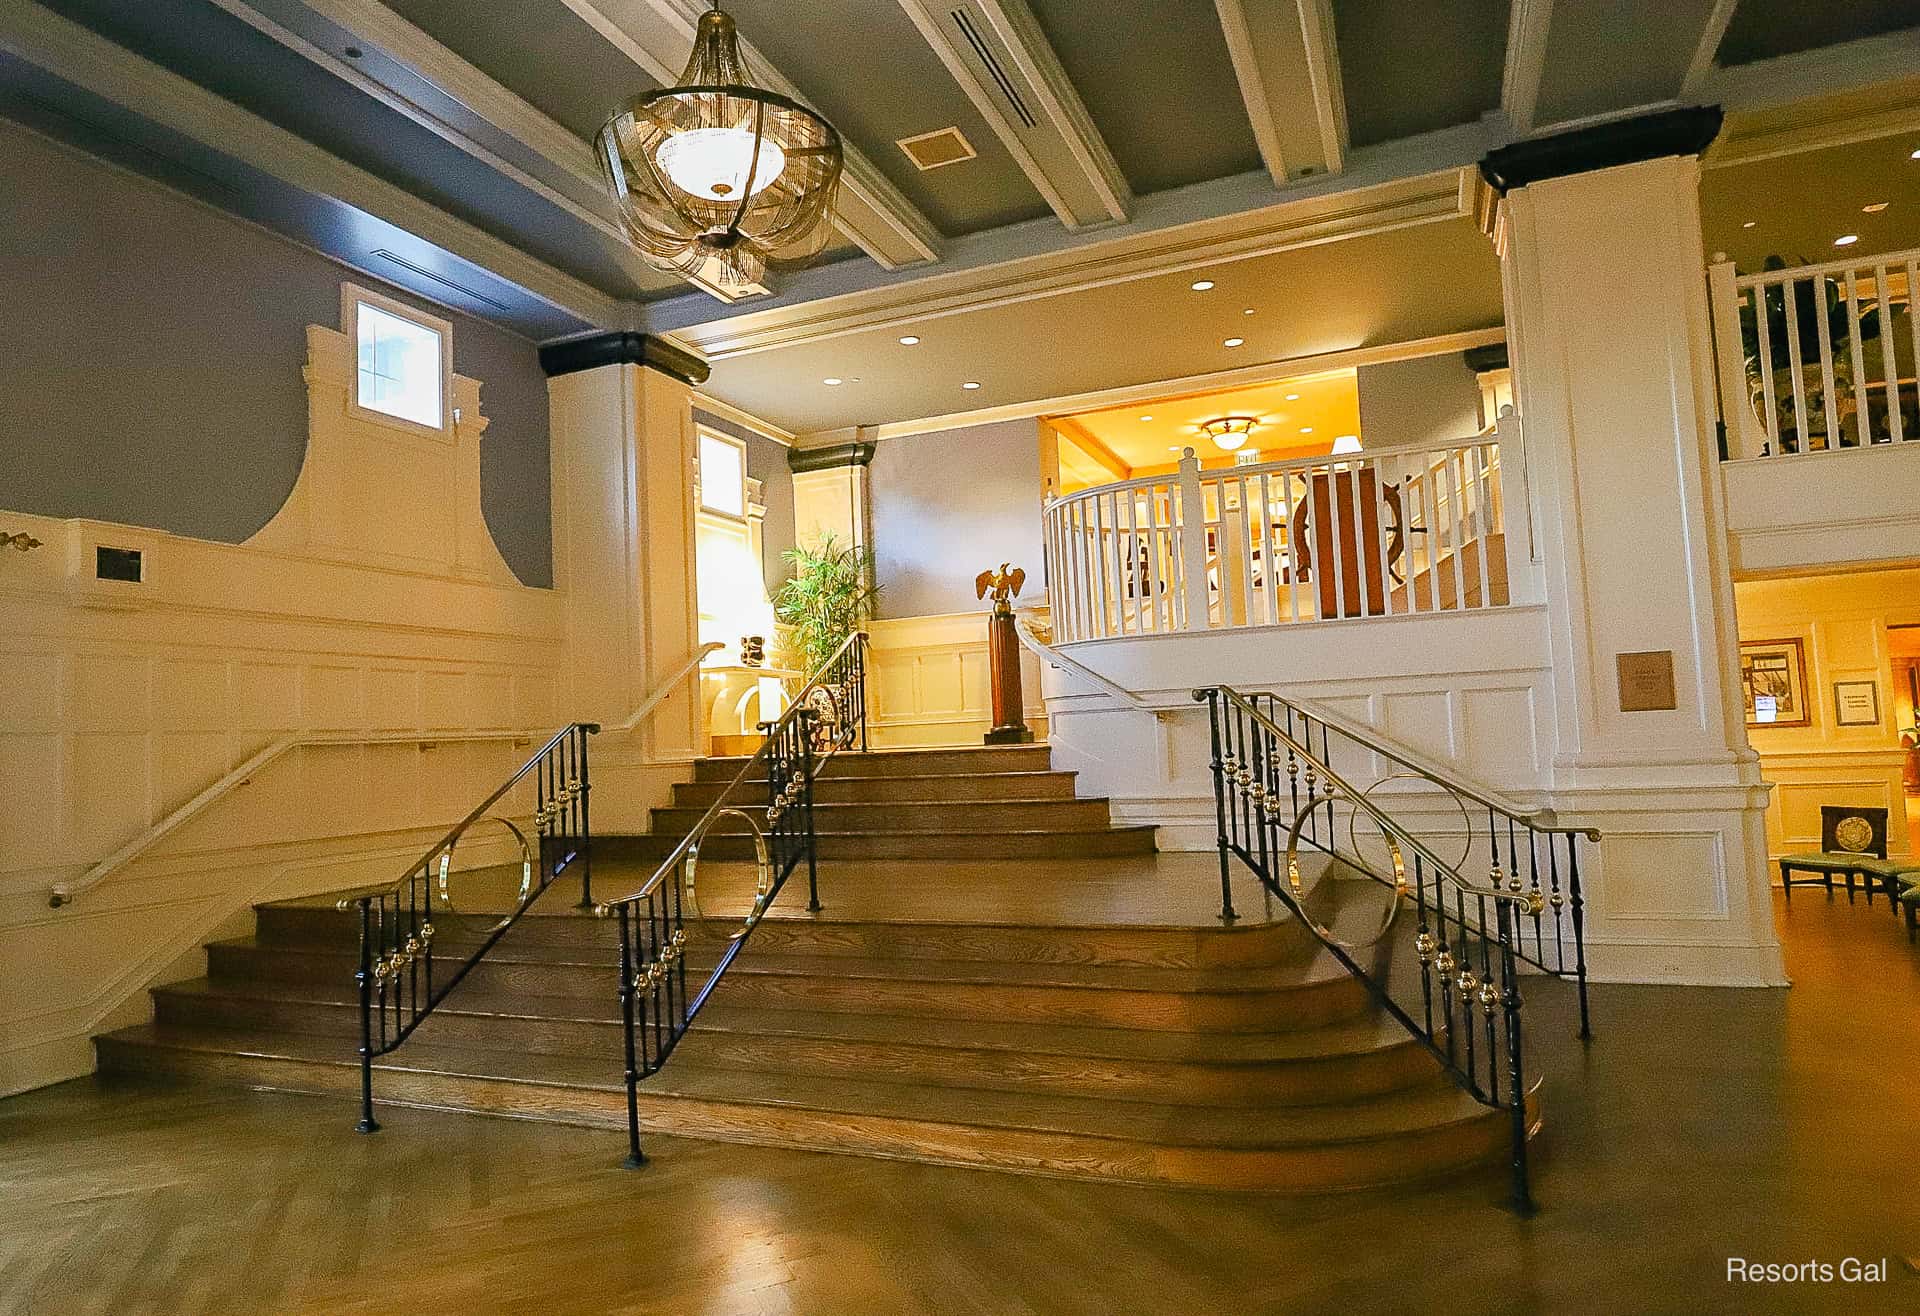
left=892, top=0, right=1131, bottom=228
left=1214, top=0, right=1349, bottom=185
left=1703, top=26, right=1920, bottom=114
left=0, top=1, right=623, bottom=328
left=206, top=0, right=760, bottom=304
left=1501, top=0, right=1554, bottom=137
left=559, top=0, right=943, bottom=269
left=1680, top=0, right=1742, bottom=97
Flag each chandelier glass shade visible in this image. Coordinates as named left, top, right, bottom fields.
left=597, top=7, right=843, bottom=293
left=1198, top=416, right=1258, bottom=451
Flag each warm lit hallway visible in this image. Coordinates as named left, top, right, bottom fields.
left=4, top=889, right=1915, bottom=1315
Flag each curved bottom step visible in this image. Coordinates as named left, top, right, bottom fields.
left=95, top=1025, right=1537, bottom=1194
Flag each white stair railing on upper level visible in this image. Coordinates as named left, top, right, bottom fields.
left=1041, top=416, right=1519, bottom=644
left=48, top=644, right=722, bottom=909
left=1708, top=248, right=1920, bottom=461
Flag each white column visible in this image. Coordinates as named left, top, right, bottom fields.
left=547, top=340, right=704, bottom=829
left=1498, top=150, right=1783, bottom=985
left=790, top=433, right=875, bottom=555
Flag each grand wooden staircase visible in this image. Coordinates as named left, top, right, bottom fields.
left=96, top=743, right=1518, bottom=1193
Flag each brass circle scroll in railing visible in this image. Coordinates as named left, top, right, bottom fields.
left=1281, top=791, right=1408, bottom=953
left=1345, top=771, right=1474, bottom=878
left=677, top=806, right=773, bottom=936
left=431, top=814, right=536, bottom=933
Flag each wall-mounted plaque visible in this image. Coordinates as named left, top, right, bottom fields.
left=1617, top=650, right=1677, bottom=712
left=1833, top=680, right=1880, bottom=727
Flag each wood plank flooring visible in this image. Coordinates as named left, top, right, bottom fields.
left=6, top=891, right=1917, bottom=1313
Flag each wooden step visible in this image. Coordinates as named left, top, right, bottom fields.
left=647, top=798, right=1118, bottom=836
left=596, top=826, right=1158, bottom=862
left=148, top=978, right=1442, bottom=1107
left=673, top=770, right=1080, bottom=806
left=693, top=745, right=1053, bottom=782
left=203, top=938, right=1374, bottom=1032
left=96, top=1024, right=1530, bottom=1192
left=253, top=902, right=1311, bottom=970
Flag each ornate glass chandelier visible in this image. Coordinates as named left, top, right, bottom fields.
left=597, top=4, right=843, bottom=294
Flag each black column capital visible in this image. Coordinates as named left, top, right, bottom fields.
left=538, top=332, right=710, bottom=385
left=788, top=441, right=876, bottom=473
left=1479, top=106, right=1723, bottom=197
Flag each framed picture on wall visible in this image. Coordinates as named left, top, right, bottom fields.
left=1833, top=680, right=1880, bottom=727
left=1740, top=637, right=1810, bottom=727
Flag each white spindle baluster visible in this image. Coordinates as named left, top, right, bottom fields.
left=1908, top=260, right=1920, bottom=443
left=1284, top=472, right=1304, bottom=622
left=1844, top=268, right=1870, bottom=445
left=1883, top=265, right=1905, bottom=446
left=1107, top=492, right=1128, bottom=635
left=1752, top=285, right=1779, bottom=453
left=1815, top=273, right=1840, bottom=448
left=1258, top=472, right=1278, bottom=626
left=1782, top=277, right=1809, bottom=451
left=1420, top=447, right=1446, bottom=612
left=1472, top=444, right=1496, bottom=607
left=1090, top=495, right=1110, bottom=636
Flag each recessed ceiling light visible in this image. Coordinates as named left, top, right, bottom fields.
left=1911, top=148, right=1920, bottom=159
left=1223, top=337, right=1244, bottom=347
left=822, top=377, right=843, bottom=385
left=1243, top=308, right=1255, bottom=316
left=1863, top=202, right=1889, bottom=213
left=344, top=46, right=364, bottom=59
left=1139, top=414, right=1153, bottom=421
left=1741, top=221, right=1756, bottom=229
left=1284, top=393, right=1300, bottom=401
left=962, top=380, right=981, bottom=389
left=898, top=334, right=920, bottom=344
left=1191, top=279, right=1215, bottom=291
left=1834, top=234, right=1860, bottom=246
left=1300, top=426, right=1313, bottom=434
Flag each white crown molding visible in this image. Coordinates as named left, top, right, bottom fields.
left=1704, top=27, right=1920, bottom=114
left=1709, top=72, right=1920, bottom=168
left=0, top=2, right=623, bottom=329
left=1214, top=0, right=1349, bottom=184
left=665, top=164, right=1473, bottom=362
left=863, top=326, right=1506, bottom=442
left=559, top=0, right=942, bottom=270
left=892, top=0, right=1131, bottom=229
left=691, top=392, right=796, bottom=448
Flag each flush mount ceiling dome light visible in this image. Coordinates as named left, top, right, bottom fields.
left=1199, top=416, right=1257, bottom=451
left=597, top=4, right=842, bottom=294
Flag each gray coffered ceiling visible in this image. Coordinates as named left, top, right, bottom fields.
left=4, top=0, right=1917, bottom=400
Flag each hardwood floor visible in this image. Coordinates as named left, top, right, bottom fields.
left=6, top=891, right=1916, bottom=1313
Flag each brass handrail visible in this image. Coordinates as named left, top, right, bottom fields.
left=1252, top=689, right=1599, bottom=840
left=1211, top=685, right=1539, bottom=912
left=596, top=629, right=868, bottom=911
left=335, top=721, right=596, bottom=907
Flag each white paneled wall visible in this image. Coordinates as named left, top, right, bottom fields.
left=866, top=613, right=1047, bottom=748
left=0, top=331, right=568, bottom=1095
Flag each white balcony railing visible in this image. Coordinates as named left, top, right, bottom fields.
left=1041, top=417, right=1518, bottom=644
left=1708, top=247, right=1920, bottom=461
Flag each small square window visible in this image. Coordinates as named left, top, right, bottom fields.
left=699, top=432, right=747, bottom=518
left=357, top=303, right=443, bottom=428
left=342, top=283, right=451, bottom=434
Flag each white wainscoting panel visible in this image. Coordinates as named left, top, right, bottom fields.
left=866, top=612, right=1047, bottom=748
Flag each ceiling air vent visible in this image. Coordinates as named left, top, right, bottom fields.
left=897, top=126, right=978, bottom=172
left=948, top=8, right=1036, bottom=128
left=370, top=249, right=512, bottom=312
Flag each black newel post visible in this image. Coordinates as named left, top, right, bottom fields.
left=354, top=897, right=380, bottom=1134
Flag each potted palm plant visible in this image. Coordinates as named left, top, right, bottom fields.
left=772, top=533, right=879, bottom=680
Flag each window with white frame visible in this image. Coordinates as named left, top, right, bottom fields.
left=698, top=430, right=748, bottom=518
left=343, top=283, right=451, bottom=433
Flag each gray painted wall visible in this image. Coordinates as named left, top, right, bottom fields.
left=1355, top=354, right=1484, bottom=450
left=693, top=408, right=795, bottom=588
left=0, top=121, right=553, bottom=586
left=869, top=418, right=1043, bottom=619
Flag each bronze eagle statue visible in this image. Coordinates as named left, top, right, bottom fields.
left=974, top=563, right=1026, bottom=613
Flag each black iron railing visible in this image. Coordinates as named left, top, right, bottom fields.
left=331, top=722, right=598, bottom=1133
left=595, top=630, right=868, bottom=1167
left=1195, top=685, right=1598, bottom=1213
